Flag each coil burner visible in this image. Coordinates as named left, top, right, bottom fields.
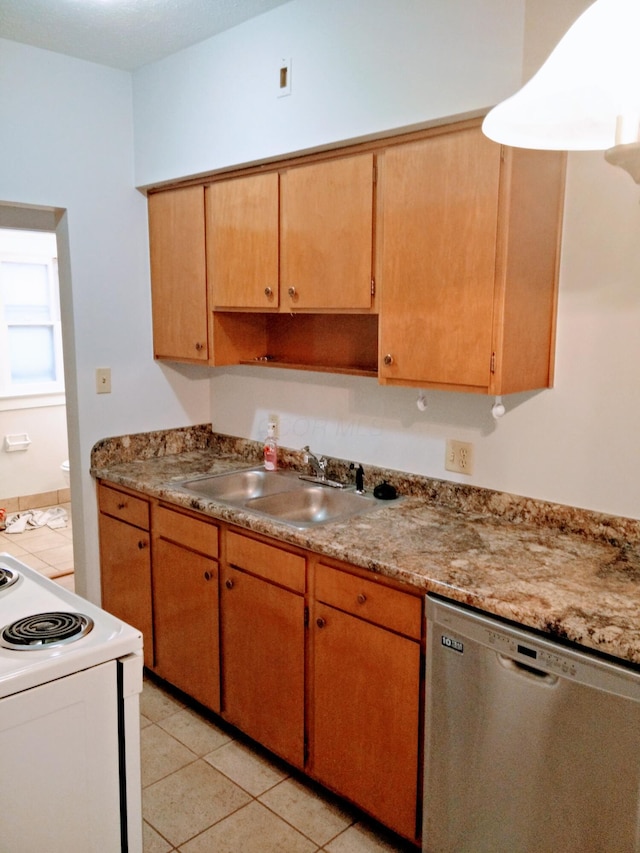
left=0, top=612, right=94, bottom=650
left=0, top=567, right=19, bottom=592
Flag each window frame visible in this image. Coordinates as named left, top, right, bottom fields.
left=0, top=245, right=65, bottom=401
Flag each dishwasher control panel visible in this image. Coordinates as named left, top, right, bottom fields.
left=485, top=628, right=578, bottom=676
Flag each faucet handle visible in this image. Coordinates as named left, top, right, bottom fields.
left=303, top=446, right=328, bottom=478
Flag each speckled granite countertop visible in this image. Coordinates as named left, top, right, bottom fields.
left=91, top=425, right=640, bottom=666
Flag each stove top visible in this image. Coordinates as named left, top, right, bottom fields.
left=0, top=553, right=143, bottom=698
left=0, top=566, right=19, bottom=591
left=0, top=611, right=94, bottom=650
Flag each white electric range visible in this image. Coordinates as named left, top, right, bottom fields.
left=0, top=552, right=143, bottom=853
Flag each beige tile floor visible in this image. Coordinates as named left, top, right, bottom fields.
left=0, top=506, right=419, bottom=852
left=0, top=502, right=75, bottom=591
left=141, top=676, right=419, bottom=853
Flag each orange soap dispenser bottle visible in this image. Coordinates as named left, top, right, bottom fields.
left=264, top=422, right=278, bottom=471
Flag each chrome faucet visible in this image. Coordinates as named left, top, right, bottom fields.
left=303, top=446, right=327, bottom=479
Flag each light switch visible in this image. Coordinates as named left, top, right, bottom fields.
left=96, top=367, right=111, bottom=394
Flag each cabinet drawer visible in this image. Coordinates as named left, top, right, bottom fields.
left=226, top=530, right=305, bottom=593
left=315, top=563, right=422, bottom=639
left=155, top=505, right=219, bottom=558
left=98, top=484, right=149, bottom=530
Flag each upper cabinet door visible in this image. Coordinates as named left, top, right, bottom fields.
left=280, top=153, right=375, bottom=311
left=207, top=172, right=279, bottom=310
left=379, top=128, right=501, bottom=390
left=148, top=186, right=208, bottom=362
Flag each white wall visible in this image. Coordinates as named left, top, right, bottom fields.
left=133, top=0, right=640, bottom=521
left=133, top=0, right=524, bottom=186
left=0, top=39, right=211, bottom=600
left=0, top=404, right=68, bottom=497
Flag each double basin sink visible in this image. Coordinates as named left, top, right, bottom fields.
left=170, top=466, right=380, bottom=529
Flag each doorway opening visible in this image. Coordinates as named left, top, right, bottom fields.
left=0, top=216, right=74, bottom=590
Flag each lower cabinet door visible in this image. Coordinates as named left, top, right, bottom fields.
left=153, top=537, right=220, bottom=712
left=311, top=603, right=421, bottom=841
left=220, top=564, right=305, bottom=767
left=99, top=512, right=153, bottom=669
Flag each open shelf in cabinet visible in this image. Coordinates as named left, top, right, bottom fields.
left=211, top=312, right=379, bottom=378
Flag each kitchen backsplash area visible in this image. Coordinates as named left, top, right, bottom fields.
left=91, top=424, right=640, bottom=549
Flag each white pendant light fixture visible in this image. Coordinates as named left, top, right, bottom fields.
left=482, top=0, right=640, bottom=182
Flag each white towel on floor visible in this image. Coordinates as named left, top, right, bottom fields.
left=4, top=507, right=68, bottom=534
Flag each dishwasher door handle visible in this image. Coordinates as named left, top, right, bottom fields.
left=498, top=653, right=559, bottom=685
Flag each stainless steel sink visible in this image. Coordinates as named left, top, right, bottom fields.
left=170, top=466, right=381, bottom=528
left=174, top=467, right=307, bottom=503
left=245, top=486, right=378, bottom=528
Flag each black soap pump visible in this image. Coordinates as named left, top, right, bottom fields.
left=350, top=463, right=365, bottom=494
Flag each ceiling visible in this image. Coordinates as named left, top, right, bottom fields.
left=0, top=0, right=293, bottom=71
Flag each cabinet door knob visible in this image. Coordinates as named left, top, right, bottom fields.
left=357, top=593, right=367, bottom=605
left=264, top=286, right=273, bottom=298
left=225, top=578, right=234, bottom=589
left=195, top=342, right=204, bottom=351
left=383, top=354, right=394, bottom=366
left=316, top=617, right=326, bottom=629
left=137, top=540, right=147, bottom=550
left=287, top=286, right=297, bottom=298
left=204, top=571, right=212, bottom=581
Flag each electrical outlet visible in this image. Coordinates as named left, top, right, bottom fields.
left=445, top=439, right=474, bottom=475
left=277, top=57, right=291, bottom=97
left=268, top=413, right=280, bottom=439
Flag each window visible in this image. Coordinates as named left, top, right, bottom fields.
left=0, top=229, right=64, bottom=400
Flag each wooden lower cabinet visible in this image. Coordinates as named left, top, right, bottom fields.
left=97, top=495, right=424, bottom=840
left=98, top=483, right=154, bottom=668
left=311, top=603, right=421, bottom=839
left=151, top=505, right=221, bottom=712
left=310, top=561, right=423, bottom=841
left=220, top=531, right=306, bottom=768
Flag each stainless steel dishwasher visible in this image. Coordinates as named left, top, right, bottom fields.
left=424, top=595, right=640, bottom=853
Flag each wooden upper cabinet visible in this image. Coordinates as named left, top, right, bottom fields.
left=207, top=153, right=375, bottom=312
left=281, top=153, right=375, bottom=310
left=148, top=186, right=208, bottom=362
left=379, top=124, right=565, bottom=394
left=148, top=119, right=564, bottom=387
left=207, top=172, right=279, bottom=310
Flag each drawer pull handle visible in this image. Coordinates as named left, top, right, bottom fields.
left=357, top=593, right=367, bottom=605
left=204, top=571, right=212, bottom=581
left=117, top=501, right=127, bottom=510
left=316, top=617, right=326, bottom=629
left=137, top=540, right=147, bottom=550
left=225, top=578, right=234, bottom=589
